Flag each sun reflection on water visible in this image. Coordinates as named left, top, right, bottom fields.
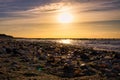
left=59, top=39, right=72, bottom=44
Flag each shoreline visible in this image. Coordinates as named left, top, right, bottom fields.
left=0, top=39, right=120, bottom=80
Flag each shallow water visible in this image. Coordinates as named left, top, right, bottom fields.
left=15, top=39, right=120, bottom=52
left=75, top=39, right=120, bottom=52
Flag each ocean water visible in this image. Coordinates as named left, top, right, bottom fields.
left=73, top=39, right=120, bottom=52
left=16, top=39, right=120, bottom=52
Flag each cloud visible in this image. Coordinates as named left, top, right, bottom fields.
left=0, top=0, right=62, bottom=12
left=0, top=0, right=120, bottom=18
left=82, top=0, right=120, bottom=12
left=83, top=20, right=120, bottom=25
left=0, top=0, right=119, bottom=11
left=0, top=0, right=73, bottom=19
left=27, top=2, right=68, bottom=13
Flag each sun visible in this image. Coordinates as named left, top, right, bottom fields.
left=58, top=12, right=73, bottom=23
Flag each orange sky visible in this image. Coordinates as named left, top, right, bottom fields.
left=0, top=0, right=120, bottom=38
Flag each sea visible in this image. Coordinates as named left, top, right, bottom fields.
left=15, top=39, right=120, bottom=52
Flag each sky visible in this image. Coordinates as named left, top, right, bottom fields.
left=0, top=0, right=120, bottom=38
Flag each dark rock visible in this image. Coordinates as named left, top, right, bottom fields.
left=80, top=64, right=88, bottom=70
left=114, top=53, right=120, bottom=59
left=5, top=48, right=12, bottom=53
left=47, top=56, right=55, bottom=63
left=80, top=53, right=90, bottom=61
left=97, top=63, right=109, bottom=68
left=74, top=68, right=82, bottom=77
left=63, top=64, right=74, bottom=78
left=0, top=34, right=13, bottom=39
left=23, top=73, right=38, bottom=77
left=101, top=69, right=118, bottom=77
left=83, top=69, right=96, bottom=76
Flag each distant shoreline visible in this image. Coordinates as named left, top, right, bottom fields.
left=15, top=37, right=120, bottom=40
left=0, top=34, right=120, bottom=40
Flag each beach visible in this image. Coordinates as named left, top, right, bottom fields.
left=0, top=39, right=120, bottom=80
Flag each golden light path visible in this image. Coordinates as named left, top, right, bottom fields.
left=59, top=39, right=72, bottom=44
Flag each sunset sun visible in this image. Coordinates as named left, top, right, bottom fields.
left=58, top=12, right=73, bottom=23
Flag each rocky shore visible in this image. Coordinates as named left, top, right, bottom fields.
left=0, top=39, right=120, bottom=80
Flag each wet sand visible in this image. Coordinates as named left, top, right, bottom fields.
left=0, top=39, right=120, bottom=80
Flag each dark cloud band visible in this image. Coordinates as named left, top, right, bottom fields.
left=0, top=0, right=120, bottom=18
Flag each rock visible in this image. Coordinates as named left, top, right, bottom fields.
left=0, top=34, right=13, bottom=39
left=23, top=73, right=38, bottom=77
left=80, top=53, right=90, bottom=61
left=63, top=63, right=74, bottom=78
left=80, top=65, right=88, bottom=70
left=9, top=48, right=22, bottom=57
left=74, top=68, right=82, bottom=77
left=101, top=69, right=118, bottom=77
left=5, top=48, right=12, bottom=53
left=83, top=69, right=96, bottom=76
left=112, top=64, right=120, bottom=73
left=97, top=63, right=109, bottom=68
left=47, top=56, right=55, bottom=63
left=114, top=53, right=120, bottom=59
